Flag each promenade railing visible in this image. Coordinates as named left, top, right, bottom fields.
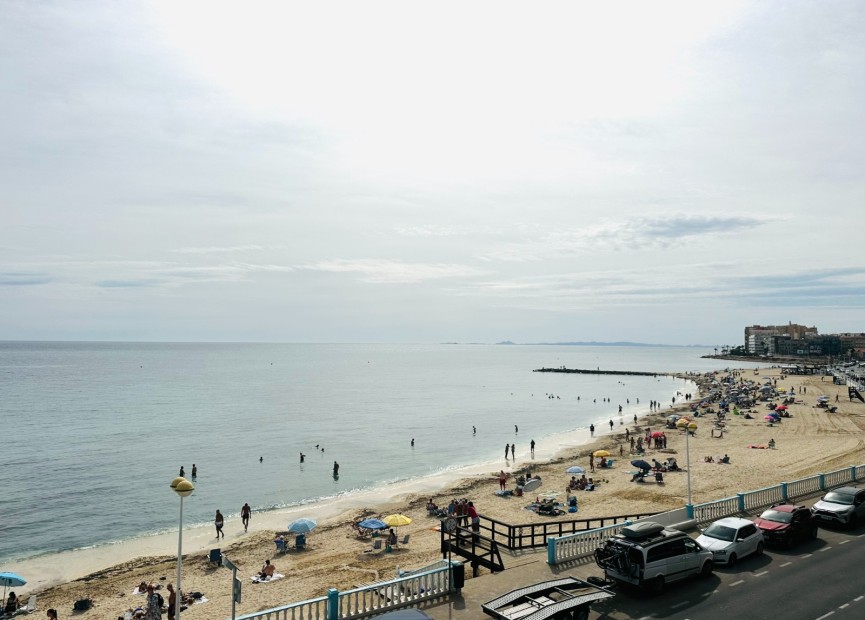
left=547, top=463, right=863, bottom=565
left=234, top=561, right=455, bottom=620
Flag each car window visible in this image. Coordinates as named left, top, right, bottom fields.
left=704, top=524, right=736, bottom=541
left=823, top=492, right=854, bottom=505
left=760, top=510, right=792, bottom=523
left=683, top=539, right=698, bottom=552
left=740, top=525, right=757, bottom=537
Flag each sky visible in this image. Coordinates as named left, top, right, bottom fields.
left=1, top=0, right=864, bottom=345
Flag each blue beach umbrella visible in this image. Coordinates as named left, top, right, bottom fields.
left=630, top=459, right=651, bottom=471
left=565, top=466, right=585, bottom=474
left=358, top=518, right=388, bottom=530
left=287, top=518, right=318, bottom=534
left=0, top=572, right=26, bottom=600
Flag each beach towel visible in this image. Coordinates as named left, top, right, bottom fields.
left=251, top=573, right=285, bottom=584
left=748, top=444, right=768, bottom=449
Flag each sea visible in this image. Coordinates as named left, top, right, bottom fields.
left=0, top=341, right=761, bottom=567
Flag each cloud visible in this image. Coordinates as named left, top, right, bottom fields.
left=304, top=259, right=486, bottom=284
left=96, top=279, right=161, bottom=288
left=0, top=272, right=52, bottom=286
left=171, top=245, right=266, bottom=254
left=478, top=214, right=775, bottom=262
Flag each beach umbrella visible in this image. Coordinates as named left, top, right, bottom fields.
left=593, top=450, right=610, bottom=458
left=0, top=572, right=26, bottom=601
left=764, top=415, right=777, bottom=421
left=631, top=459, right=651, bottom=471
left=358, top=518, right=387, bottom=530
left=775, top=404, right=788, bottom=410
left=651, top=431, right=665, bottom=438
left=383, top=514, right=412, bottom=528
left=287, top=518, right=318, bottom=534
left=566, top=466, right=585, bottom=474
left=523, top=478, right=543, bottom=492
left=676, top=418, right=688, bottom=427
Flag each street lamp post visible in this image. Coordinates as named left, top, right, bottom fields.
left=170, top=476, right=194, bottom=620
left=685, top=421, right=697, bottom=513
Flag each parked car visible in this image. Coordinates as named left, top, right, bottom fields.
left=696, top=517, right=764, bottom=566
left=595, top=521, right=713, bottom=594
left=753, top=503, right=818, bottom=547
left=811, top=486, right=865, bottom=527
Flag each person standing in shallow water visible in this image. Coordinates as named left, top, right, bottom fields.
left=530, top=439, right=535, bottom=456
left=510, top=443, right=515, bottom=459
left=505, top=444, right=509, bottom=460
left=191, top=463, right=197, bottom=478
left=333, top=461, right=340, bottom=477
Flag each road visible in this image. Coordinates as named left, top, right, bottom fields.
left=589, top=522, right=865, bottom=620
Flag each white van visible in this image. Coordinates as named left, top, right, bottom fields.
left=594, top=522, right=714, bottom=593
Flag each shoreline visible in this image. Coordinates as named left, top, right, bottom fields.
left=0, top=377, right=696, bottom=593
left=26, top=365, right=865, bottom=620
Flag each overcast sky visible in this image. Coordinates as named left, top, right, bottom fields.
left=1, top=1, right=863, bottom=345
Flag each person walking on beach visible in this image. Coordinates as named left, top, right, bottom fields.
left=215, top=509, right=225, bottom=539
left=589, top=424, right=595, bottom=437
left=241, top=502, right=251, bottom=532
left=530, top=439, right=535, bottom=456
left=505, top=444, right=509, bottom=460
left=609, top=419, right=614, bottom=431
left=144, top=584, right=161, bottom=620
left=589, top=453, right=595, bottom=472
left=166, top=583, right=176, bottom=620
left=499, top=470, right=507, bottom=490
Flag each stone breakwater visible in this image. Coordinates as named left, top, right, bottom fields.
left=533, top=367, right=664, bottom=377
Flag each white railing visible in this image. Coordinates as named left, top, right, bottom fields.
left=547, top=463, right=865, bottom=565
left=336, top=562, right=452, bottom=619
left=235, top=596, right=328, bottom=620
left=546, top=522, right=628, bottom=565
left=786, top=475, right=821, bottom=500
left=740, top=485, right=784, bottom=511
left=692, top=496, right=738, bottom=523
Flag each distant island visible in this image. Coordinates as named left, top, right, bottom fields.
left=494, top=341, right=707, bottom=347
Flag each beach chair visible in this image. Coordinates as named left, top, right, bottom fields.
left=295, top=534, right=306, bottom=550
left=399, top=534, right=410, bottom=546
left=209, top=548, right=222, bottom=566
left=275, top=538, right=287, bottom=554
left=365, top=539, right=382, bottom=553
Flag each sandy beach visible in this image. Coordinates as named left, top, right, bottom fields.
left=9, top=367, right=865, bottom=620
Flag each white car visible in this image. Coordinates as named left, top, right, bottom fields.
left=696, top=517, right=764, bottom=567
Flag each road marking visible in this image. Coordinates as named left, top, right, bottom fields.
left=855, top=596, right=864, bottom=602
left=839, top=604, right=849, bottom=609
left=815, top=612, right=834, bottom=620
left=753, top=570, right=769, bottom=577
left=819, top=546, right=832, bottom=552
left=838, top=540, right=849, bottom=545
left=802, top=553, right=813, bottom=558
left=670, top=601, right=689, bottom=609
left=779, top=561, right=792, bottom=567
left=701, top=590, right=719, bottom=597
left=730, top=580, right=745, bottom=587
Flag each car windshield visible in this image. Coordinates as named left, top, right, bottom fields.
left=703, top=524, right=736, bottom=542
left=759, top=510, right=793, bottom=523
left=823, top=492, right=854, bottom=505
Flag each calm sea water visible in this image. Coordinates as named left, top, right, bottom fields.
left=0, top=342, right=756, bottom=564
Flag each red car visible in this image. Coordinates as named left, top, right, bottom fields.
left=754, top=503, right=818, bottom=547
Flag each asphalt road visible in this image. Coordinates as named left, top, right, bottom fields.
left=589, top=521, right=865, bottom=620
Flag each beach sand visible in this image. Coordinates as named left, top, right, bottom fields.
left=9, top=367, right=865, bottom=620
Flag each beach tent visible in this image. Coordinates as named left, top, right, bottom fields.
left=0, top=572, right=26, bottom=602
left=565, top=466, right=585, bottom=474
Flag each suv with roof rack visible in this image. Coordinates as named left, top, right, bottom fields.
left=594, top=521, right=714, bottom=594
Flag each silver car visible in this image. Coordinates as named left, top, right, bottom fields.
left=811, top=487, right=865, bottom=527
left=696, top=517, right=764, bottom=567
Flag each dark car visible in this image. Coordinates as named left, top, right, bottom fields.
left=754, top=503, right=818, bottom=547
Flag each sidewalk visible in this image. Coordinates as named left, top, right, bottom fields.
left=418, top=551, right=603, bottom=619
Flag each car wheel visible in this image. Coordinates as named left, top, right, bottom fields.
left=756, top=542, right=764, bottom=556
left=574, top=607, right=590, bottom=620
left=701, top=560, right=714, bottom=577
left=727, top=554, right=737, bottom=568
left=810, top=526, right=818, bottom=540
left=848, top=514, right=857, bottom=529
left=647, top=576, right=665, bottom=595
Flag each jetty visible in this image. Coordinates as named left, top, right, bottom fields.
left=533, top=367, right=664, bottom=377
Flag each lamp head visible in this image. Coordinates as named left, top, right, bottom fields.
left=174, top=478, right=194, bottom=497
left=170, top=476, right=186, bottom=489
